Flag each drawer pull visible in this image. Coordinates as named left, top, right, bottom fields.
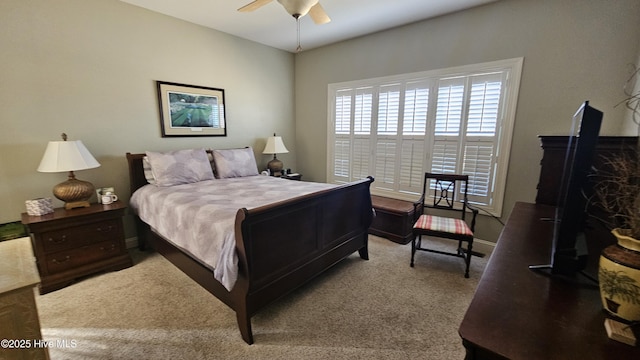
left=48, top=235, right=67, bottom=243
left=52, top=256, right=71, bottom=264
left=100, top=244, right=116, bottom=252
left=96, top=225, right=114, bottom=232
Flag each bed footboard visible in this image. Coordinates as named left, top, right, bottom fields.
left=232, top=176, right=374, bottom=344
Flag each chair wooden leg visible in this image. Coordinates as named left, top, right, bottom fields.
left=410, top=235, right=417, bottom=267
left=464, top=240, right=473, bottom=278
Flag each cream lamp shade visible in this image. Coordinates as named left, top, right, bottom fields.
left=37, top=141, right=100, bottom=172
left=262, top=133, right=289, bottom=176
left=37, top=133, right=100, bottom=209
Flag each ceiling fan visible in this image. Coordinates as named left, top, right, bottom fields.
left=238, top=0, right=331, bottom=25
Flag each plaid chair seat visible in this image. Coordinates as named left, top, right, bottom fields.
left=413, top=214, right=473, bottom=237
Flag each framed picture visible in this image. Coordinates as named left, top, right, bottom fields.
left=156, top=81, right=227, bottom=137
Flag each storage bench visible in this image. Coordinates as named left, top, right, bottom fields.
left=369, top=195, right=419, bottom=244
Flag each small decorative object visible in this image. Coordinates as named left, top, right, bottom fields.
left=96, top=187, right=115, bottom=204
left=100, top=192, right=118, bottom=205
left=37, top=133, right=101, bottom=210
left=157, top=81, right=226, bottom=137
left=262, top=133, right=289, bottom=176
left=604, top=317, right=639, bottom=346
left=599, top=228, right=640, bottom=322
left=25, top=198, right=54, bottom=216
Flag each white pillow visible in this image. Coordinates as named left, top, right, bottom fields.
left=145, top=149, right=215, bottom=187
left=212, top=147, right=259, bottom=178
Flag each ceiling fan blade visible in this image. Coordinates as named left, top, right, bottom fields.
left=238, top=0, right=273, bottom=12
left=309, top=2, right=331, bottom=24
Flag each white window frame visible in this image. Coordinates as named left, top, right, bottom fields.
left=326, top=58, right=523, bottom=217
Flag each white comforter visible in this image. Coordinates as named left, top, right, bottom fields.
left=130, top=175, right=335, bottom=291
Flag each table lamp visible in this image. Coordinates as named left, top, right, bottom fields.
left=37, top=133, right=101, bottom=209
left=262, top=133, right=289, bottom=176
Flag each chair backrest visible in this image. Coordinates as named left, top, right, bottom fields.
left=420, top=173, right=470, bottom=220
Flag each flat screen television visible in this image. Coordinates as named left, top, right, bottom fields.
left=530, top=101, right=603, bottom=280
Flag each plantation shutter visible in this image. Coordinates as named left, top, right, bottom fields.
left=333, top=90, right=352, bottom=182
left=377, top=84, right=400, bottom=135
left=399, top=80, right=430, bottom=193
left=375, top=141, right=396, bottom=190
left=462, top=73, right=504, bottom=205
left=373, top=84, right=401, bottom=191
left=430, top=77, right=465, bottom=178
left=328, top=58, right=522, bottom=215
left=332, top=88, right=374, bottom=183
left=399, top=140, right=426, bottom=192
left=352, top=88, right=373, bottom=180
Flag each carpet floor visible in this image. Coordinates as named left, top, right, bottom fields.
left=35, top=235, right=488, bottom=359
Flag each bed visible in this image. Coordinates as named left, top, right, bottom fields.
left=126, top=148, right=374, bottom=344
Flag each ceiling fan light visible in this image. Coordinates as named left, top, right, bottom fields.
left=277, top=0, right=319, bottom=17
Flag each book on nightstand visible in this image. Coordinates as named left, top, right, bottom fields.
left=604, top=318, right=638, bottom=346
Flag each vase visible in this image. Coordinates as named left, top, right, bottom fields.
left=599, top=228, right=640, bottom=322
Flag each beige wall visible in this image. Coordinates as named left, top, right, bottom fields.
left=622, top=49, right=640, bottom=135
left=3, top=0, right=640, bottom=244
left=0, top=0, right=294, bottom=236
left=294, top=0, right=640, bottom=241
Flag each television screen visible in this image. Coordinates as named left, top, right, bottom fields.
left=530, top=101, right=603, bottom=279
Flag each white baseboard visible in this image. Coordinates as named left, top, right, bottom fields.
left=472, top=238, right=495, bottom=257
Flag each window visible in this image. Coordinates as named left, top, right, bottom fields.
left=327, top=58, right=523, bottom=216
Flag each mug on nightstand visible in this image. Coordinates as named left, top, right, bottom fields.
left=97, top=187, right=115, bottom=204
left=101, top=192, right=118, bottom=205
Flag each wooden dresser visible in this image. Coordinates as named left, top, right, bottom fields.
left=536, top=135, right=638, bottom=205
left=21, top=201, right=132, bottom=294
left=459, top=202, right=640, bottom=359
left=0, top=237, right=48, bottom=360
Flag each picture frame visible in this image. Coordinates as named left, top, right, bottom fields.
left=156, top=81, right=227, bottom=137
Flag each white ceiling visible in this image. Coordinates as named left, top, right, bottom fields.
left=120, top=0, right=498, bottom=53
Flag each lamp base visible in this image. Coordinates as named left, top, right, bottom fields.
left=267, top=157, right=284, bottom=176
left=52, top=172, right=95, bottom=209
left=64, top=200, right=91, bottom=210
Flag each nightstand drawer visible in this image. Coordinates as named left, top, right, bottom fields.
left=45, top=240, right=121, bottom=274
left=41, top=219, right=120, bottom=253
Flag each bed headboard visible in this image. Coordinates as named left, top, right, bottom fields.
left=126, top=152, right=148, bottom=196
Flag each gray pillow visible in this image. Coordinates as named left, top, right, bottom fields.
left=142, top=156, right=156, bottom=185
left=146, top=149, right=215, bottom=187
left=212, top=147, right=259, bottom=178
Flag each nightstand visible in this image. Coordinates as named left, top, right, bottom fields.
left=281, top=173, right=302, bottom=181
left=21, top=201, right=132, bottom=294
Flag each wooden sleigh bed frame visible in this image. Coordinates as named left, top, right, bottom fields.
left=126, top=152, right=374, bottom=344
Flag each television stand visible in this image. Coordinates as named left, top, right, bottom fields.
left=459, top=202, right=639, bottom=359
